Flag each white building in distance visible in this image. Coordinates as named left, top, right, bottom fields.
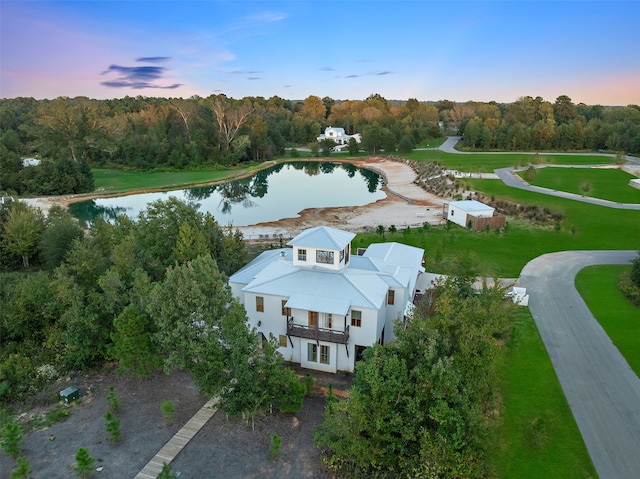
left=317, top=126, right=362, bottom=151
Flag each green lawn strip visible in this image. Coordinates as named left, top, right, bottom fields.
left=575, top=265, right=640, bottom=376
left=354, top=181, right=640, bottom=277
left=397, top=150, right=614, bottom=172
left=489, top=308, right=598, bottom=479
left=517, top=167, right=640, bottom=204
left=92, top=164, right=267, bottom=194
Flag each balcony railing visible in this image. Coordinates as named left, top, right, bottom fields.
left=287, top=317, right=349, bottom=344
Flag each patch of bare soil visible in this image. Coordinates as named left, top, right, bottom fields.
left=1, top=365, right=352, bottom=479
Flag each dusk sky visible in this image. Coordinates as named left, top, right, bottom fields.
left=1, top=1, right=639, bottom=105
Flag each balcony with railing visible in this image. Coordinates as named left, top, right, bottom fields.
left=286, top=317, right=349, bottom=344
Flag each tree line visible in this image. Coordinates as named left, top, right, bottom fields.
left=3, top=93, right=637, bottom=196
left=0, top=198, right=304, bottom=423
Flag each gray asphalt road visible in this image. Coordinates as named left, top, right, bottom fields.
left=520, top=251, right=640, bottom=479
left=494, top=167, right=640, bottom=210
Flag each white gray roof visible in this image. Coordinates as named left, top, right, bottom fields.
left=287, top=226, right=355, bottom=250
left=447, top=200, right=494, bottom=212
left=230, top=237, right=424, bottom=316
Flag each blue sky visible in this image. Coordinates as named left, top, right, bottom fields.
left=1, top=1, right=639, bottom=105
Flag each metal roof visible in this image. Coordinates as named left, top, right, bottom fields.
left=286, top=293, right=351, bottom=315
left=447, top=200, right=494, bottom=212
left=287, top=226, right=355, bottom=251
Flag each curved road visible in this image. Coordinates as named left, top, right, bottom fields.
left=520, top=251, right=640, bottom=479
left=437, top=137, right=640, bottom=478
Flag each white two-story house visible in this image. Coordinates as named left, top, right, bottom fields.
left=317, top=126, right=362, bottom=151
left=229, top=226, right=425, bottom=373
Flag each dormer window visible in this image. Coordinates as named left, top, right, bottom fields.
left=316, top=250, right=334, bottom=264
left=298, top=248, right=307, bottom=261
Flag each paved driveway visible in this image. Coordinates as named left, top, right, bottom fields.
left=520, top=251, right=640, bottom=479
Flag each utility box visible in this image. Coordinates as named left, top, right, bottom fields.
left=60, top=386, right=79, bottom=403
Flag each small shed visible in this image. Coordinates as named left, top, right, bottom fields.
left=60, top=386, right=79, bottom=403
left=443, top=200, right=506, bottom=231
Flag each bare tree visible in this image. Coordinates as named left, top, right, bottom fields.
left=211, top=98, right=254, bottom=152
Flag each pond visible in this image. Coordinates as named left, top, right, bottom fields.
left=69, top=162, right=385, bottom=227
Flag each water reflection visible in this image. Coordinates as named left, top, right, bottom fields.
left=70, top=161, right=384, bottom=227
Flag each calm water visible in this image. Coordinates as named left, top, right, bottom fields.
left=69, top=162, right=385, bottom=226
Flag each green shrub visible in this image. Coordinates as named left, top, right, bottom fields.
left=11, top=455, right=32, bottom=479
left=1, top=422, right=23, bottom=458
left=161, top=400, right=175, bottom=424
left=104, top=410, right=121, bottom=443
left=619, top=271, right=640, bottom=307
left=73, top=447, right=95, bottom=479
left=106, top=386, right=119, bottom=413
left=267, top=433, right=282, bottom=461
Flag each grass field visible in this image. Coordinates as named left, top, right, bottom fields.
left=517, top=167, right=640, bottom=203
left=92, top=164, right=267, bottom=194
left=575, top=265, right=640, bottom=376
left=354, top=179, right=640, bottom=277
left=490, top=308, right=598, bottom=479
left=397, top=150, right=615, bottom=172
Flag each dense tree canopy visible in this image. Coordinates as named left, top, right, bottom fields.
left=315, top=274, right=514, bottom=478
left=0, top=198, right=249, bottom=403
left=2, top=93, right=635, bottom=196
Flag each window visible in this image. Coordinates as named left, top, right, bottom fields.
left=320, top=345, right=329, bottom=364
left=316, top=250, right=334, bottom=264
left=256, top=296, right=264, bottom=312
left=322, top=313, right=333, bottom=329
left=281, top=300, right=291, bottom=316
left=307, top=343, right=317, bottom=362
left=351, top=310, right=362, bottom=327
left=387, top=289, right=395, bottom=305
left=340, top=249, right=345, bottom=263
left=298, top=248, right=307, bottom=261
left=309, top=311, right=318, bottom=327
left=279, top=335, right=287, bottom=347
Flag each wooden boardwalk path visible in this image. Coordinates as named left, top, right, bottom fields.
left=134, top=396, right=219, bottom=479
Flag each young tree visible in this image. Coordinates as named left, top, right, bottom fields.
left=73, top=447, right=95, bottom=479
left=11, top=456, right=32, bottom=479
left=1, top=423, right=23, bottom=458
left=104, top=410, right=121, bottom=443
left=1, top=202, right=44, bottom=268
left=110, top=305, right=161, bottom=377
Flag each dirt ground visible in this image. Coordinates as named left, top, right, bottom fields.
left=1, top=364, right=353, bottom=479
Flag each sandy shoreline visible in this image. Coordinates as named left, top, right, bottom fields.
left=19, top=158, right=447, bottom=239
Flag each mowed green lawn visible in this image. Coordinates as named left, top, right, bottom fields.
left=490, top=308, right=598, bottom=479
left=92, top=164, right=267, bottom=194
left=399, top=150, right=615, bottom=172
left=355, top=178, right=640, bottom=278
left=575, top=265, right=640, bottom=376
left=518, top=166, right=640, bottom=203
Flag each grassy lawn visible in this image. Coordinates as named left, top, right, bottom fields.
left=518, top=167, right=640, bottom=203
left=489, top=308, right=598, bottom=479
left=92, top=164, right=268, bottom=194
left=575, top=265, right=640, bottom=376
left=354, top=180, right=640, bottom=277
left=397, top=150, right=615, bottom=172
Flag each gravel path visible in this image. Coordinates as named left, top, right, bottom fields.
left=520, top=251, right=640, bottom=479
